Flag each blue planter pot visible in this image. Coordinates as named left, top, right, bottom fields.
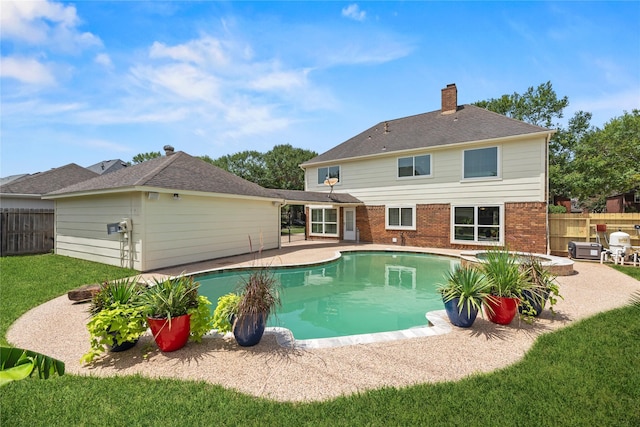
left=233, top=312, right=267, bottom=347
left=518, top=289, right=549, bottom=316
left=444, top=297, right=479, bottom=328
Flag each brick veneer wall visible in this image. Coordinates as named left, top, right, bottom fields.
left=355, top=202, right=547, bottom=253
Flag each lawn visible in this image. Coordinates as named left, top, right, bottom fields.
left=1, top=255, right=639, bottom=426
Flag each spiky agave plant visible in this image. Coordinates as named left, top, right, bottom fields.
left=437, top=264, right=495, bottom=316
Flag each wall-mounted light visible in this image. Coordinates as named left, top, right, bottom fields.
left=173, top=193, right=181, bottom=200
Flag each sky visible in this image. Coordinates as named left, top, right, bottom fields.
left=1, top=1, right=639, bottom=178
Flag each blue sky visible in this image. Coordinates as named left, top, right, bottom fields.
left=1, top=1, right=638, bottom=177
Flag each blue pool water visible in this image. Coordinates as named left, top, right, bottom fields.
left=196, top=251, right=459, bottom=340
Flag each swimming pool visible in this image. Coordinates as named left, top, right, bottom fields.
left=196, top=251, right=459, bottom=341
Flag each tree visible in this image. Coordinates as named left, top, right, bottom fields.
left=208, top=150, right=268, bottom=186
left=263, top=144, right=317, bottom=190
left=571, top=110, right=640, bottom=210
left=474, top=81, right=569, bottom=128
left=132, top=151, right=161, bottom=164
left=549, top=111, right=594, bottom=199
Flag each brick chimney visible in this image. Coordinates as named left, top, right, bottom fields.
left=441, top=83, right=458, bottom=114
left=163, top=145, right=175, bottom=156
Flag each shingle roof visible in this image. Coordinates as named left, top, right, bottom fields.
left=46, top=152, right=279, bottom=199
left=302, top=104, right=551, bottom=165
left=86, top=159, right=129, bottom=175
left=1, top=164, right=99, bottom=195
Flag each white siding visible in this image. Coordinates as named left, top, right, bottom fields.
left=142, top=193, right=278, bottom=271
left=55, top=193, right=142, bottom=269
left=305, top=137, right=546, bottom=205
left=54, top=192, right=279, bottom=271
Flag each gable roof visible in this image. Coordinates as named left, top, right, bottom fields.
left=301, top=104, right=552, bottom=166
left=86, top=159, right=129, bottom=175
left=0, top=164, right=99, bottom=196
left=45, top=151, right=279, bottom=200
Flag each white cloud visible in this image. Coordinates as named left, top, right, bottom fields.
left=94, top=53, right=113, bottom=69
left=149, top=37, right=228, bottom=67
left=249, top=69, right=310, bottom=92
left=0, top=0, right=102, bottom=52
left=130, top=63, right=221, bottom=102
left=0, top=56, right=56, bottom=86
left=342, top=4, right=366, bottom=22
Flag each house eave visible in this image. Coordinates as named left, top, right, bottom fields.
left=43, top=186, right=284, bottom=203
left=300, top=130, right=555, bottom=168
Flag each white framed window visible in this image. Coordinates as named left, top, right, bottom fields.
left=317, top=166, right=340, bottom=185
left=462, top=146, right=500, bottom=180
left=310, top=207, right=339, bottom=236
left=398, top=154, right=432, bottom=178
left=451, top=205, right=503, bottom=244
left=386, top=205, right=416, bottom=230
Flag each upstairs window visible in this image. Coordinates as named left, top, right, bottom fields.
left=463, top=147, right=499, bottom=179
left=398, top=154, right=431, bottom=178
left=317, top=166, right=340, bottom=185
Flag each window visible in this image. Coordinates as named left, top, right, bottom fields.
left=398, top=154, right=431, bottom=178
left=463, top=147, right=499, bottom=179
left=317, top=166, right=340, bottom=185
left=452, top=205, right=502, bottom=243
left=310, top=208, right=338, bottom=236
left=386, top=206, right=416, bottom=230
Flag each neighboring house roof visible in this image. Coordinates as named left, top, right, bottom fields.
left=301, top=104, right=552, bottom=166
left=86, top=159, right=129, bottom=175
left=46, top=151, right=280, bottom=200
left=0, top=174, right=29, bottom=186
left=0, top=164, right=99, bottom=196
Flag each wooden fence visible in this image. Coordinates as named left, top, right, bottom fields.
left=0, top=209, right=55, bottom=256
left=549, top=213, right=640, bottom=256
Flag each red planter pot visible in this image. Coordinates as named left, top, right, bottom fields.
left=484, top=296, right=519, bottom=325
left=147, top=314, right=191, bottom=352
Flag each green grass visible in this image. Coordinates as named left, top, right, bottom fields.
left=612, top=264, right=640, bottom=281
left=281, top=226, right=305, bottom=235
left=1, top=255, right=639, bottom=426
left=0, top=254, right=137, bottom=346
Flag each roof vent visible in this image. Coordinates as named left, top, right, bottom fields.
left=164, top=145, right=175, bottom=156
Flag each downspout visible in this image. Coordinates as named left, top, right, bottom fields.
left=545, top=132, right=551, bottom=255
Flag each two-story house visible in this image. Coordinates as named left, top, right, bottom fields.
left=300, top=84, right=554, bottom=254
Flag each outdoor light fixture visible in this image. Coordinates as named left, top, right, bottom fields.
left=173, top=193, right=181, bottom=200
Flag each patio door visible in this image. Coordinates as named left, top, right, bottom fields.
left=343, top=208, right=356, bottom=240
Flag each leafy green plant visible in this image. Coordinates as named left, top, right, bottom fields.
left=521, top=255, right=563, bottom=316
left=81, top=303, right=147, bottom=364
left=212, top=293, right=242, bottom=334
left=437, top=265, right=495, bottom=316
left=81, top=277, right=148, bottom=363
left=187, top=295, right=215, bottom=342
left=141, top=275, right=199, bottom=320
left=0, top=346, right=65, bottom=386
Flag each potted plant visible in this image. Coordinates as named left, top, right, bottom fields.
left=81, top=277, right=148, bottom=363
left=480, top=248, right=531, bottom=325
left=518, top=256, right=563, bottom=318
left=140, top=275, right=212, bottom=352
left=231, top=267, right=281, bottom=347
left=437, top=264, right=494, bottom=328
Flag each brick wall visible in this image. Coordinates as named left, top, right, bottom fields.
left=355, top=202, right=548, bottom=253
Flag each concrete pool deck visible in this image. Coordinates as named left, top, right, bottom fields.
left=7, top=241, right=640, bottom=402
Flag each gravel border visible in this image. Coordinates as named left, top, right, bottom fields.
left=7, top=249, right=639, bottom=402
